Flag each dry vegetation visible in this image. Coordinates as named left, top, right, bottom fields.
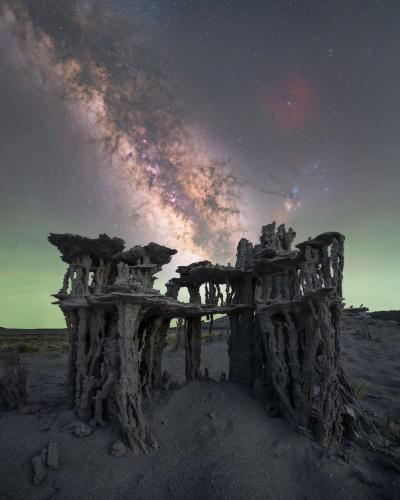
left=165, top=330, right=214, bottom=345
left=0, top=335, right=69, bottom=354
left=386, top=417, right=400, bottom=446
left=353, top=381, right=368, bottom=400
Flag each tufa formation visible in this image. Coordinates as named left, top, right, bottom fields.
left=48, top=222, right=366, bottom=451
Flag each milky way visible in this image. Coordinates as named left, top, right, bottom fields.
left=1, top=0, right=400, bottom=327
left=2, top=0, right=245, bottom=260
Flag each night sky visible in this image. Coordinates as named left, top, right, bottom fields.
left=1, top=0, right=399, bottom=327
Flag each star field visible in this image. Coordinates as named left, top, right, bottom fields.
left=0, top=0, right=399, bottom=327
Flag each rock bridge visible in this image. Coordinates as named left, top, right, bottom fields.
left=49, top=221, right=359, bottom=453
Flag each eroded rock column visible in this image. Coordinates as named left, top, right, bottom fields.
left=258, top=291, right=347, bottom=447
left=62, top=302, right=157, bottom=453
left=228, top=272, right=255, bottom=383
left=0, top=350, right=27, bottom=410
left=185, top=317, right=202, bottom=382
left=140, top=316, right=170, bottom=396
left=116, top=301, right=157, bottom=452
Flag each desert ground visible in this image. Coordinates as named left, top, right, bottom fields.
left=0, top=310, right=399, bottom=500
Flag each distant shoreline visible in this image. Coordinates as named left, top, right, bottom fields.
left=0, top=327, right=68, bottom=336
left=1, top=308, right=399, bottom=335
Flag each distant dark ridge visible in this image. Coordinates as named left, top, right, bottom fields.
left=2, top=310, right=398, bottom=335
left=0, top=328, right=68, bottom=337
left=202, top=315, right=229, bottom=329
left=204, top=312, right=400, bottom=327
left=168, top=315, right=229, bottom=332
left=369, top=311, right=400, bottom=323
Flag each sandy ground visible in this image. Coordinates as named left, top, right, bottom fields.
left=0, top=312, right=399, bottom=499
left=340, top=313, right=400, bottom=420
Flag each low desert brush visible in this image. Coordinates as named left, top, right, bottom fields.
left=353, top=381, right=367, bottom=400
left=386, top=417, right=400, bottom=445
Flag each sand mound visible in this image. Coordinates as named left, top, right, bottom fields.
left=0, top=380, right=394, bottom=500
left=0, top=312, right=399, bottom=499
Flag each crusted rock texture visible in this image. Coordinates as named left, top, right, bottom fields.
left=49, top=223, right=364, bottom=450
left=0, top=349, right=27, bottom=410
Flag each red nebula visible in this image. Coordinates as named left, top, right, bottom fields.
left=265, top=74, right=318, bottom=130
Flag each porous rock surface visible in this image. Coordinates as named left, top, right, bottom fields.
left=48, top=222, right=377, bottom=451
left=0, top=350, right=27, bottom=410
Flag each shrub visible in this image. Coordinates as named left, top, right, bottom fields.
left=353, top=381, right=367, bottom=400
left=16, top=343, right=39, bottom=354
left=386, top=417, right=400, bottom=445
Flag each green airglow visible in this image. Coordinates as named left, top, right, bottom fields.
left=1, top=216, right=398, bottom=328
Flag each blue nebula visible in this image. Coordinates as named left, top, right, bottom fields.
left=310, top=162, right=321, bottom=172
